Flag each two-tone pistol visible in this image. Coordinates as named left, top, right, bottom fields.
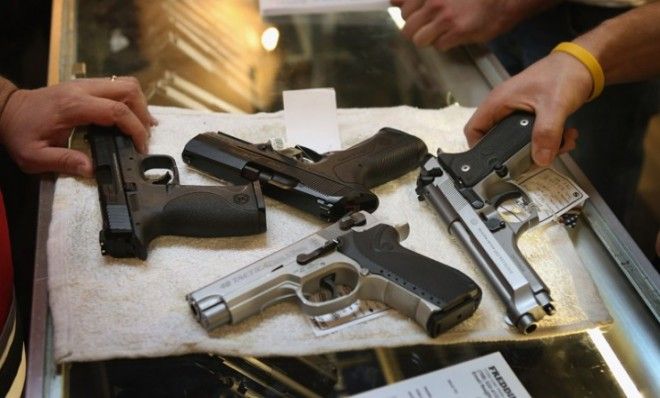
left=416, top=112, right=555, bottom=334
left=187, top=211, right=481, bottom=337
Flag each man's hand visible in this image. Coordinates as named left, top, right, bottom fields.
left=0, top=77, right=155, bottom=177
left=390, top=0, right=555, bottom=50
left=465, top=52, right=594, bottom=166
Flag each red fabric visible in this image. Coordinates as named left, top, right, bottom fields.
left=0, top=191, right=13, bottom=325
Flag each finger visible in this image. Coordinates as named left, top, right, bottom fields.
left=464, top=107, right=494, bottom=147
left=77, top=77, right=152, bottom=129
left=402, top=7, right=435, bottom=40
left=464, top=97, right=525, bottom=147
left=412, top=15, right=449, bottom=47
left=30, top=147, right=93, bottom=177
left=401, top=0, right=425, bottom=20
left=62, top=96, right=149, bottom=153
left=434, top=30, right=465, bottom=51
left=74, top=77, right=152, bottom=130
left=558, top=127, right=579, bottom=154
left=530, top=112, right=565, bottom=166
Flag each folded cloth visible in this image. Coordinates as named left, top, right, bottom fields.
left=47, top=105, right=610, bottom=362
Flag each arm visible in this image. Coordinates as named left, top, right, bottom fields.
left=0, top=77, right=155, bottom=177
left=390, top=0, right=559, bottom=50
left=574, top=3, right=660, bottom=85
left=465, top=2, right=660, bottom=166
left=0, top=77, right=18, bottom=120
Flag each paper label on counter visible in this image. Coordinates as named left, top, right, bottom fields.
left=283, top=88, right=341, bottom=153
left=517, top=167, right=588, bottom=224
left=505, top=167, right=588, bottom=226
left=353, top=352, right=531, bottom=398
left=307, top=285, right=390, bottom=336
left=260, top=0, right=389, bottom=16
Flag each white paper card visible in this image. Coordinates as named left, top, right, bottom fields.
left=260, top=0, right=390, bottom=16
left=353, top=352, right=531, bottom=398
left=307, top=284, right=391, bottom=336
left=515, top=167, right=588, bottom=225
left=283, top=88, right=341, bottom=153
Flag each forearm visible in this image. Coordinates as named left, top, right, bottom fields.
left=574, top=2, right=660, bottom=85
left=393, top=0, right=563, bottom=50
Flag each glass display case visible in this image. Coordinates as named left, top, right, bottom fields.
left=28, top=0, right=658, bottom=396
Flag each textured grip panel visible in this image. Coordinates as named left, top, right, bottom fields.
left=328, top=128, right=428, bottom=188
left=438, top=112, right=534, bottom=187
left=161, top=183, right=266, bottom=237
left=337, top=224, right=481, bottom=335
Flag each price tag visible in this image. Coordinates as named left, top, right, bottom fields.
left=307, top=285, right=390, bottom=336
left=283, top=88, right=341, bottom=153
left=260, top=0, right=389, bottom=16
left=353, top=352, right=531, bottom=398
left=510, top=167, right=589, bottom=226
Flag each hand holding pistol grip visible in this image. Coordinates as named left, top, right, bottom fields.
left=337, top=224, right=481, bottom=337
left=89, top=125, right=266, bottom=260
left=438, top=112, right=534, bottom=188
left=324, top=128, right=428, bottom=188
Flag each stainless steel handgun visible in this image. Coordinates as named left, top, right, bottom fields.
left=416, top=112, right=555, bottom=334
left=187, top=211, right=482, bottom=337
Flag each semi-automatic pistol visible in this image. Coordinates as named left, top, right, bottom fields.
left=181, top=128, right=428, bottom=221
left=416, top=112, right=555, bottom=334
left=187, top=211, right=482, bottom=337
left=88, top=125, right=266, bottom=260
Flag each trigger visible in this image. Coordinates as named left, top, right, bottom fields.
left=150, top=171, right=172, bottom=185
left=320, top=274, right=339, bottom=299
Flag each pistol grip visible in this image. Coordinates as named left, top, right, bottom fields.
left=337, top=224, right=481, bottom=337
left=157, top=182, right=266, bottom=238
left=325, top=128, right=428, bottom=188
left=438, top=112, right=534, bottom=187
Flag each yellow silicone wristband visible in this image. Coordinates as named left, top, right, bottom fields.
left=552, top=42, right=604, bottom=101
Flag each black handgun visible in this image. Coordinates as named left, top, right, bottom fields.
left=88, top=125, right=266, bottom=260
left=181, top=128, right=428, bottom=221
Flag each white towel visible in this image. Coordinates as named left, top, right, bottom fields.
left=47, top=105, right=610, bottom=362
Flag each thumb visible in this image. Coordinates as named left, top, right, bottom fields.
left=36, top=147, right=93, bottom=177
left=530, top=111, right=565, bottom=166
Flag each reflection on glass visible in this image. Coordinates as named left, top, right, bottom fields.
left=261, top=27, right=280, bottom=52
left=587, top=329, right=641, bottom=398
left=78, top=0, right=455, bottom=114
left=387, top=7, right=405, bottom=30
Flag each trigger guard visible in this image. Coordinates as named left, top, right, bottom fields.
left=487, top=182, right=540, bottom=226
left=140, top=155, right=180, bottom=184
left=489, top=189, right=524, bottom=209
left=488, top=180, right=535, bottom=210
left=296, top=283, right=360, bottom=317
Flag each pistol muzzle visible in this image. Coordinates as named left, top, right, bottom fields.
left=516, top=313, right=538, bottom=334
left=188, top=295, right=231, bottom=331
